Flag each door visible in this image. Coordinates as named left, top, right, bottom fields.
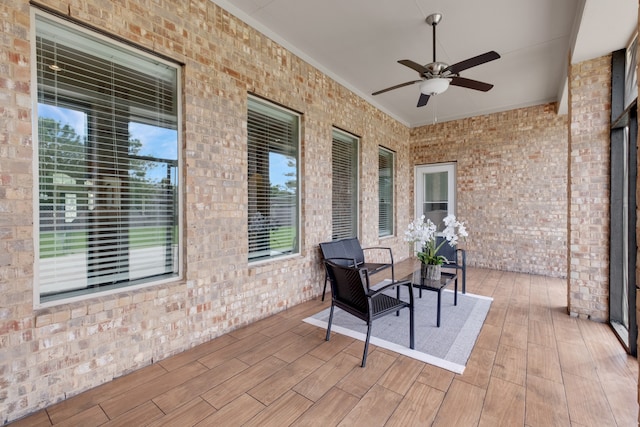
left=415, top=163, right=456, bottom=228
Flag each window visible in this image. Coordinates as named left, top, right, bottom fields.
left=378, top=147, right=394, bottom=237
left=247, top=97, right=300, bottom=261
left=331, top=130, right=359, bottom=240
left=34, top=13, right=181, bottom=305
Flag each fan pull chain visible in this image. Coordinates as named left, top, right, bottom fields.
left=433, top=95, right=438, bottom=124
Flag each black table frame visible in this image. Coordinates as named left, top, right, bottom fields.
left=397, top=270, right=458, bottom=327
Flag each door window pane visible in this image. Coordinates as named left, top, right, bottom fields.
left=423, top=171, right=449, bottom=228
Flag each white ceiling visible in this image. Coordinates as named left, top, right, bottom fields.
left=213, top=0, right=637, bottom=127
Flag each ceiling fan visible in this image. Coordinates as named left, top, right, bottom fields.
left=372, top=13, right=500, bottom=107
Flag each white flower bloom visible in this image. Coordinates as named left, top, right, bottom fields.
left=405, top=214, right=469, bottom=264
left=443, top=214, right=456, bottom=227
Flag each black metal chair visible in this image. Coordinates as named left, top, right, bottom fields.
left=323, top=258, right=414, bottom=367
left=436, top=236, right=467, bottom=293
left=319, top=238, right=395, bottom=301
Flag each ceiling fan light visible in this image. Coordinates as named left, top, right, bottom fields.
left=420, top=78, right=450, bottom=95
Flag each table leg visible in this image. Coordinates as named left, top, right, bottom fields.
left=437, top=289, right=441, bottom=327
left=454, top=276, right=458, bottom=306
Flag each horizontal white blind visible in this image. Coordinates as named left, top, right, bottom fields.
left=36, top=14, right=179, bottom=302
left=247, top=97, right=299, bottom=261
left=332, top=131, right=358, bottom=240
left=379, top=147, right=394, bottom=237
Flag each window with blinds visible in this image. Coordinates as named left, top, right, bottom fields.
left=331, top=130, right=359, bottom=240
left=379, top=147, right=395, bottom=237
left=35, top=13, right=181, bottom=305
left=247, top=97, right=299, bottom=261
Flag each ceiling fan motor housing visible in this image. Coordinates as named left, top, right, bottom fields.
left=425, top=62, right=450, bottom=77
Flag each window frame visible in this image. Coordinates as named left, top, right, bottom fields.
left=378, top=147, right=395, bottom=238
left=32, top=10, right=183, bottom=308
left=247, top=96, right=301, bottom=263
left=610, top=44, right=638, bottom=356
left=331, top=129, right=360, bottom=240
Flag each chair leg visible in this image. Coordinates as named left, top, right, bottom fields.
left=362, top=321, right=373, bottom=367
left=460, top=250, right=467, bottom=294
left=462, top=266, right=466, bottom=294
left=325, top=305, right=335, bottom=341
left=322, top=273, right=329, bottom=301
left=409, top=306, right=415, bottom=349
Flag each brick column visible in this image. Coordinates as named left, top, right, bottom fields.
left=567, top=55, right=612, bottom=321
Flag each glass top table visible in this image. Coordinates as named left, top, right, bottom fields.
left=397, top=270, right=458, bottom=327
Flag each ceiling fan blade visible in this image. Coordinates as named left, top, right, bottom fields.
left=398, top=60, right=428, bottom=75
left=444, top=51, right=500, bottom=75
left=372, top=79, right=422, bottom=96
left=417, top=93, right=430, bottom=107
left=450, top=76, right=494, bottom=92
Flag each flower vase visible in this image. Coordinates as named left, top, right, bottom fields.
left=421, top=263, right=441, bottom=282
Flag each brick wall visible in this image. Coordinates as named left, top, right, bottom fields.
left=567, top=55, right=612, bottom=321
left=410, top=103, right=569, bottom=277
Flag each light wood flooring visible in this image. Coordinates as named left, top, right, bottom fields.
left=10, top=260, right=639, bottom=426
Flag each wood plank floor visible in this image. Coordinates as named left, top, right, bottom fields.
left=11, top=260, right=639, bottom=426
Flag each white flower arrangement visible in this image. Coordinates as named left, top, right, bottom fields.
left=404, top=214, right=468, bottom=265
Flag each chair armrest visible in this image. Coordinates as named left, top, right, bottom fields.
left=361, top=246, right=394, bottom=264
left=369, top=278, right=408, bottom=292
left=367, top=279, right=414, bottom=305
left=455, top=247, right=466, bottom=265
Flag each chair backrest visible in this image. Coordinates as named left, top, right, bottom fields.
left=319, top=238, right=365, bottom=265
left=436, top=235, right=456, bottom=263
left=339, top=238, right=365, bottom=264
left=324, top=259, right=369, bottom=315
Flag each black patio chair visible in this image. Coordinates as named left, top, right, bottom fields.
left=323, top=258, right=414, bottom=367
left=436, top=235, right=467, bottom=293
left=319, top=237, right=395, bottom=301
